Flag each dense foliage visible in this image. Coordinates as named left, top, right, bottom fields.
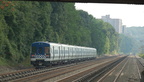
left=0, top=1, right=119, bottom=64
left=118, top=34, right=136, bottom=54
left=120, top=27, right=144, bottom=54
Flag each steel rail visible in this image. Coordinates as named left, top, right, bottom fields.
left=113, top=58, right=129, bottom=82
left=96, top=57, right=128, bottom=82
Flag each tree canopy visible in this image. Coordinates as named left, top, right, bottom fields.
left=0, top=1, right=119, bottom=64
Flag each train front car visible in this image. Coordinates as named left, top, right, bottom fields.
left=30, top=42, right=50, bottom=67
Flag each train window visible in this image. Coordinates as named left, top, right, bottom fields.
left=31, top=47, right=36, bottom=54
left=55, top=50, right=58, bottom=54
left=45, top=47, right=50, bottom=54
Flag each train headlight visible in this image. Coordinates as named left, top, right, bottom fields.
left=46, top=55, right=50, bottom=58
left=31, top=55, right=35, bottom=58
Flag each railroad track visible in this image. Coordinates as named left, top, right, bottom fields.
left=85, top=55, right=141, bottom=82
left=50, top=56, right=126, bottom=82
left=96, top=57, right=129, bottom=82
left=0, top=56, right=117, bottom=82
left=0, top=62, right=83, bottom=82
left=135, top=55, right=144, bottom=82
left=13, top=56, right=121, bottom=82
left=136, top=55, right=144, bottom=67
left=65, top=56, right=127, bottom=82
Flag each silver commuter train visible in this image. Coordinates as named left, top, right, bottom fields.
left=30, top=41, right=97, bottom=67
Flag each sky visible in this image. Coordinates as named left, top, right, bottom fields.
left=75, top=3, right=144, bottom=27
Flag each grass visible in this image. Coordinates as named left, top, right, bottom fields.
left=0, top=56, right=32, bottom=69
left=18, top=56, right=32, bottom=67
left=139, top=53, right=144, bottom=58
left=0, top=57, right=9, bottom=66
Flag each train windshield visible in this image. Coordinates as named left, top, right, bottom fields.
left=31, top=47, right=36, bottom=54
left=31, top=46, right=50, bottom=55
left=38, top=47, right=43, bottom=54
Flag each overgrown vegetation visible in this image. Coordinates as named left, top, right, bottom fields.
left=118, top=34, right=136, bottom=54
left=0, top=1, right=119, bottom=66
left=121, top=27, right=144, bottom=54
left=139, top=54, right=144, bottom=58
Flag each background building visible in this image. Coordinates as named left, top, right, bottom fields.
left=122, top=25, right=126, bottom=33
left=101, top=15, right=123, bottom=33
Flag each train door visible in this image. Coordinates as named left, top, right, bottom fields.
left=63, top=47, right=66, bottom=59
left=81, top=48, right=82, bottom=59
left=72, top=48, right=73, bottom=59
left=66, top=47, right=70, bottom=59
left=68, top=47, right=71, bottom=59
left=60, top=46, right=64, bottom=60
left=37, top=47, right=44, bottom=55
left=59, top=46, right=60, bottom=60
left=53, top=46, right=55, bottom=59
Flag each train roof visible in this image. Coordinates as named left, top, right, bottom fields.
left=32, top=41, right=96, bottom=50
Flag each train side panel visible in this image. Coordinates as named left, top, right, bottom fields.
left=30, top=41, right=97, bottom=67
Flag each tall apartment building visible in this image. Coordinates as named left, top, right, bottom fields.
left=122, top=25, right=126, bottom=33
left=101, top=15, right=123, bottom=33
